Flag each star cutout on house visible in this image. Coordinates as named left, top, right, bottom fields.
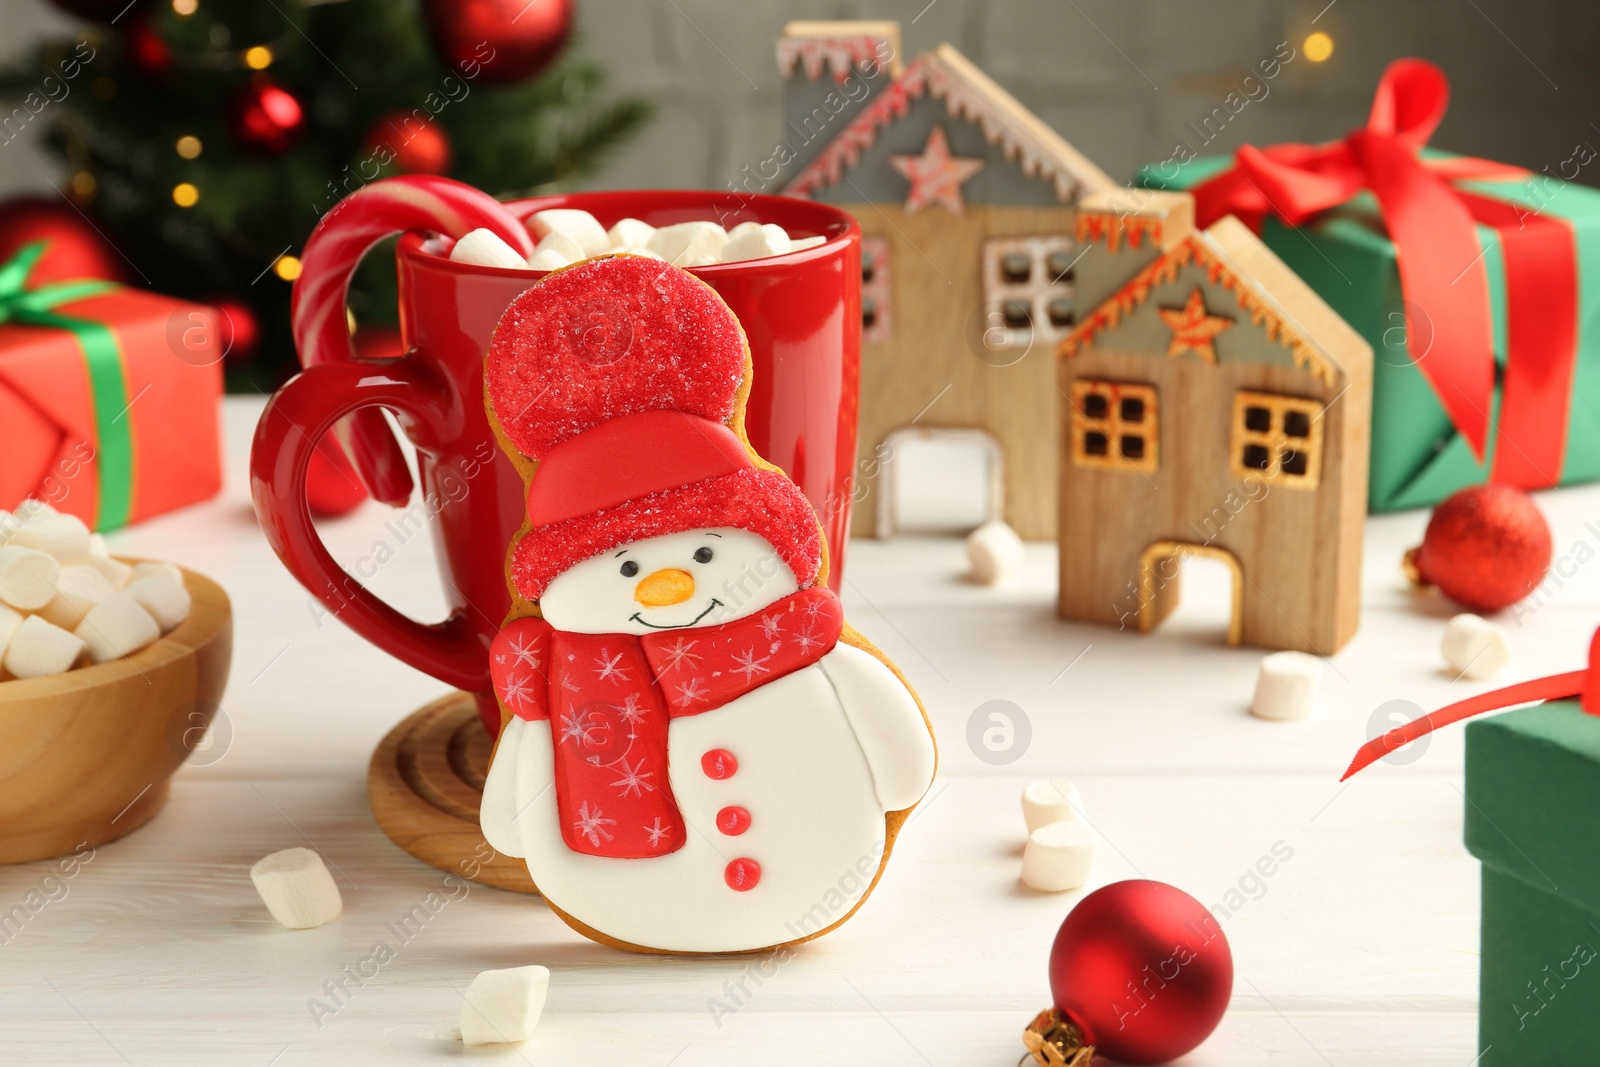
left=1158, top=288, right=1233, bottom=362
left=889, top=126, right=985, bottom=215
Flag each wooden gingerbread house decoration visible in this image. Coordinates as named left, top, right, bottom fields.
left=1057, top=189, right=1372, bottom=654
left=777, top=21, right=1117, bottom=540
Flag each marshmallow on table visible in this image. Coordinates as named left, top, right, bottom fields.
left=38, top=564, right=115, bottom=630
left=127, top=572, right=192, bottom=634
left=1022, top=819, right=1096, bottom=892
left=1442, top=614, right=1511, bottom=680
left=10, top=510, right=91, bottom=563
left=719, top=223, right=791, bottom=264
left=1249, top=651, right=1322, bottom=721
left=0, top=545, right=61, bottom=611
left=4, top=615, right=85, bottom=679
left=75, top=592, right=160, bottom=665
left=647, top=221, right=727, bottom=266
left=967, top=519, right=1025, bottom=585
left=1022, top=778, right=1085, bottom=833
left=460, top=965, right=550, bottom=1046
left=606, top=217, right=655, bottom=249
left=449, top=228, right=529, bottom=270
left=251, top=847, right=344, bottom=929
left=526, top=209, right=609, bottom=257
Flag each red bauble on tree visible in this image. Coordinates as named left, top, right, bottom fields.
left=423, top=0, right=573, bottom=85
left=123, top=14, right=173, bottom=79
left=362, top=111, right=453, bottom=175
left=229, top=78, right=305, bottom=154
left=0, top=197, right=126, bottom=285
left=1026, top=880, right=1232, bottom=1066
left=207, top=296, right=261, bottom=366
left=1405, top=485, right=1553, bottom=613
left=307, top=435, right=368, bottom=518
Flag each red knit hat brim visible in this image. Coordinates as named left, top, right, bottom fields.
left=512, top=467, right=822, bottom=602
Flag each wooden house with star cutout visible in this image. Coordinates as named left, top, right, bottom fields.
left=776, top=21, right=1118, bottom=540
left=1056, top=189, right=1372, bottom=654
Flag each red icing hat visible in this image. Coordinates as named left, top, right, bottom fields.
left=485, top=256, right=822, bottom=600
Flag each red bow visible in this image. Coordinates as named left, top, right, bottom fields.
left=1193, top=59, right=1578, bottom=489
left=1344, top=628, right=1600, bottom=779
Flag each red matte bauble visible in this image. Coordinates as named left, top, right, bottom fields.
left=230, top=80, right=305, bottom=154
left=123, top=15, right=173, bottom=78
left=1407, top=485, right=1552, bottom=613
left=1048, top=880, right=1232, bottom=1065
left=307, top=436, right=368, bottom=518
left=0, top=198, right=126, bottom=285
left=208, top=297, right=261, bottom=365
left=362, top=112, right=453, bottom=175
left=423, top=0, right=573, bottom=84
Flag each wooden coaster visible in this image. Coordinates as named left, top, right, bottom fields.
left=367, top=692, right=538, bottom=894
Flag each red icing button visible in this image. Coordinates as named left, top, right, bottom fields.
left=716, top=806, right=751, bottom=836
left=701, top=749, right=737, bottom=779
left=725, top=858, right=761, bottom=891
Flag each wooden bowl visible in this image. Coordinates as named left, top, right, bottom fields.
left=0, top=566, right=231, bottom=864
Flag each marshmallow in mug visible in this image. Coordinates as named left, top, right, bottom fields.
left=447, top=208, right=830, bottom=273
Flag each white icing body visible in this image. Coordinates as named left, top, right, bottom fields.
left=481, top=527, right=936, bottom=952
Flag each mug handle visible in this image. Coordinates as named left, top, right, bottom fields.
left=250, top=359, right=489, bottom=692
left=290, top=176, right=534, bottom=506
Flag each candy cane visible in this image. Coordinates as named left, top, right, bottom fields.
left=290, top=176, right=533, bottom=504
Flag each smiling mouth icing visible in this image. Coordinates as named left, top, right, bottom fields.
left=630, top=598, right=724, bottom=630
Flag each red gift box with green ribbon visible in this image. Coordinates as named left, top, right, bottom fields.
left=0, top=242, right=222, bottom=530
left=1139, top=59, right=1600, bottom=512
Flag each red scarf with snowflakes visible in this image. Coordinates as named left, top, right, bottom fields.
left=488, top=587, right=844, bottom=858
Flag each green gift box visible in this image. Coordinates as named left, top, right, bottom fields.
left=1465, top=702, right=1600, bottom=1064
left=1138, top=114, right=1600, bottom=512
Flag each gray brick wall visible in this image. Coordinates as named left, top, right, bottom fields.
left=3, top=0, right=1594, bottom=198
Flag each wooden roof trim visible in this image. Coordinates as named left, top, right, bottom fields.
left=783, top=45, right=1115, bottom=202
left=1058, top=227, right=1357, bottom=389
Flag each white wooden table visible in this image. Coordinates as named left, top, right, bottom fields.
left=8, top=396, right=1591, bottom=1066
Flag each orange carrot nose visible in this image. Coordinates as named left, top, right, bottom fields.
left=634, top=568, right=695, bottom=607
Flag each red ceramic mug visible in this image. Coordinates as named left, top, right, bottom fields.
left=251, top=187, right=862, bottom=734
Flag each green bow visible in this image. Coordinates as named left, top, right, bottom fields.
left=0, top=241, right=130, bottom=530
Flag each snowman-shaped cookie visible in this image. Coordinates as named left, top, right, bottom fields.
left=479, top=255, right=937, bottom=953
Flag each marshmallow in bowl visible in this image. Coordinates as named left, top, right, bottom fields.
left=526, top=209, right=610, bottom=257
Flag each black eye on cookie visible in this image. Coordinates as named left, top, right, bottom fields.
left=620, top=560, right=639, bottom=577
left=693, top=547, right=714, bottom=564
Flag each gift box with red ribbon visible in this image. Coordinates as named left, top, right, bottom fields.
left=1345, top=630, right=1600, bottom=1062
left=0, top=243, right=223, bottom=531
left=1139, top=59, right=1600, bottom=512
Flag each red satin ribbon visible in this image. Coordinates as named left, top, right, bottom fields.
left=1343, top=628, right=1600, bottom=779
left=1193, top=58, right=1578, bottom=488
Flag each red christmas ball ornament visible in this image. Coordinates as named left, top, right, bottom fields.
left=423, top=0, right=573, bottom=85
left=207, top=296, right=261, bottom=366
left=0, top=197, right=126, bottom=285
left=1025, top=880, right=1232, bottom=1066
left=229, top=78, right=305, bottom=155
left=1405, top=485, right=1553, bottom=613
left=123, top=14, right=173, bottom=79
left=307, top=435, right=368, bottom=518
left=361, top=111, right=453, bottom=176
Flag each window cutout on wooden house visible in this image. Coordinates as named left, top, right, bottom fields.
left=862, top=237, right=891, bottom=343
left=980, top=235, right=1079, bottom=355
left=1229, top=390, right=1325, bottom=489
left=1069, top=379, right=1158, bottom=474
